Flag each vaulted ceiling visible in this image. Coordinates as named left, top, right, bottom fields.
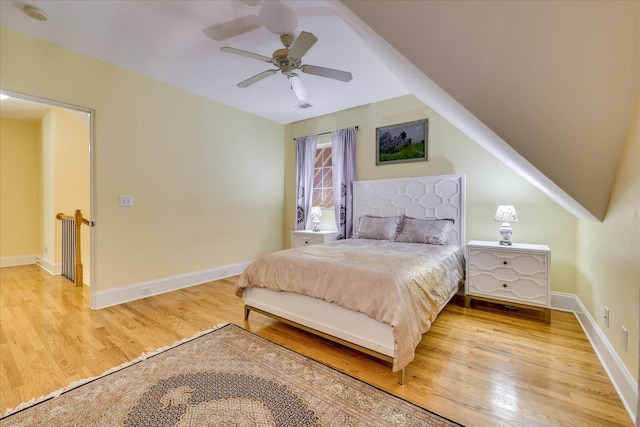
left=340, top=0, right=638, bottom=221
left=1, top=1, right=637, bottom=221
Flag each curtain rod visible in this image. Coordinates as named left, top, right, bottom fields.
left=293, top=125, right=359, bottom=140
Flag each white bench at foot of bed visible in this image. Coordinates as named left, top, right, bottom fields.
left=243, top=287, right=405, bottom=384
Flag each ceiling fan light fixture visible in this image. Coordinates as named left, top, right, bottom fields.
left=289, top=74, right=308, bottom=101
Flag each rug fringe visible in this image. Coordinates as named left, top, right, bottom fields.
left=2, top=322, right=230, bottom=418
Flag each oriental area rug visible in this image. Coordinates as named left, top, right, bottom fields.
left=1, top=323, right=462, bottom=426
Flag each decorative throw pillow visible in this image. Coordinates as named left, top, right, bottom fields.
left=394, top=216, right=454, bottom=245
left=355, top=215, right=401, bottom=240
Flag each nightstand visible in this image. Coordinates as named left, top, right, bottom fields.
left=291, top=230, right=339, bottom=248
left=465, top=240, right=551, bottom=323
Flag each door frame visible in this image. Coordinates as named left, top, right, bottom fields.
left=2, top=90, right=96, bottom=305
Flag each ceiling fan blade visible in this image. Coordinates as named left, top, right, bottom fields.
left=237, top=69, right=279, bottom=88
left=288, top=31, right=318, bottom=59
left=202, top=16, right=260, bottom=41
left=300, top=65, right=353, bottom=82
left=294, top=6, right=336, bottom=17
left=220, top=47, right=273, bottom=63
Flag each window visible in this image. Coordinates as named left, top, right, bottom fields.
left=312, top=145, right=333, bottom=208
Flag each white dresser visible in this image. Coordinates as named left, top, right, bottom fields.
left=291, top=230, right=339, bottom=248
left=465, top=240, right=551, bottom=323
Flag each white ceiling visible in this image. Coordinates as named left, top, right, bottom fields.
left=0, top=0, right=408, bottom=124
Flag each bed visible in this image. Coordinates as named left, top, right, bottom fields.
left=236, top=174, right=466, bottom=383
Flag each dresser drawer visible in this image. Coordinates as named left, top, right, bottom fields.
left=468, top=248, right=548, bottom=279
left=291, top=233, right=325, bottom=247
left=291, top=231, right=339, bottom=248
left=467, top=271, right=548, bottom=307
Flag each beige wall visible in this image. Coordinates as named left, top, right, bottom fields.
left=1, top=27, right=285, bottom=291
left=0, top=119, right=41, bottom=258
left=54, top=108, right=90, bottom=276
left=576, top=92, right=640, bottom=378
left=40, top=108, right=91, bottom=277
left=285, top=95, right=578, bottom=293
left=41, top=111, right=55, bottom=264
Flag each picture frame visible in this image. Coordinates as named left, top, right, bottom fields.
left=376, top=119, right=428, bottom=165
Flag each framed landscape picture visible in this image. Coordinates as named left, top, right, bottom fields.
left=376, top=119, right=428, bottom=165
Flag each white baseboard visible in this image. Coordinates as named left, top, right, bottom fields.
left=550, top=291, right=583, bottom=313
left=552, top=291, right=637, bottom=423
left=37, top=257, right=61, bottom=275
left=92, top=261, right=252, bottom=310
left=0, top=254, right=37, bottom=268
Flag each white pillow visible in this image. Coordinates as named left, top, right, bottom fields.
left=355, top=215, right=401, bottom=240
left=394, top=216, right=454, bottom=245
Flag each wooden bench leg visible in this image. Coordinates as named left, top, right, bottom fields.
left=244, top=305, right=250, bottom=321
left=397, top=368, right=405, bottom=385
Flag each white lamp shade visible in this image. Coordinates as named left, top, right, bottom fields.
left=310, top=206, right=323, bottom=219
left=494, top=205, right=519, bottom=222
left=289, top=74, right=308, bottom=101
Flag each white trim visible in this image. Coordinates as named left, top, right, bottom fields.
left=551, top=291, right=637, bottom=422
left=92, top=262, right=252, bottom=309
left=0, top=255, right=37, bottom=268
left=550, top=291, right=582, bottom=313
left=37, top=257, right=61, bottom=275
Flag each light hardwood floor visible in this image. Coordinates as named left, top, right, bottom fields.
left=0, top=264, right=632, bottom=426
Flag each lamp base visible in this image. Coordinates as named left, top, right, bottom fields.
left=498, top=222, right=513, bottom=246
left=312, top=218, right=321, bottom=232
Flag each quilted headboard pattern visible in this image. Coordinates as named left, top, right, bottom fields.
left=353, top=175, right=466, bottom=247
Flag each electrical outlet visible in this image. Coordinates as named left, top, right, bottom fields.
left=604, top=307, right=609, bottom=328
left=622, top=326, right=628, bottom=351
left=119, top=195, right=133, bottom=207
left=140, top=286, right=151, bottom=295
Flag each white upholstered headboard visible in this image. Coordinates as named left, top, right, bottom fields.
left=353, top=174, right=466, bottom=247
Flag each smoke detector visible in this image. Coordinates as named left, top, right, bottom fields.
left=23, top=4, right=48, bottom=22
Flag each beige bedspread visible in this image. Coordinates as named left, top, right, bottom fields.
left=236, top=239, right=465, bottom=372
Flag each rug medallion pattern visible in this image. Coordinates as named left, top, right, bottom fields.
left=1, top=324, right=461, bottom=426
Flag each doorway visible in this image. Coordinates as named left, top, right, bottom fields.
left=0, top=91, right=94, bottom=294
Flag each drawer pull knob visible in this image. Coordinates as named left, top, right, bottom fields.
left=502, top=283, right=508, bottom=288
left=503, top=261, right=508, bottom=265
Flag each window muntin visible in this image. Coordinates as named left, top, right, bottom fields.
left=312, top=146, right=333, bottom=208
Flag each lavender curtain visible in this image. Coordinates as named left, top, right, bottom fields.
left=331, top=127, right=357, bottom=239
left=295, top=135, right=317, bottom=230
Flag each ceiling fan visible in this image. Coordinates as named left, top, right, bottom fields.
left=219, top=31, right=353, bottom=101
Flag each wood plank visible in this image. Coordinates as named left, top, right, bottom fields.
left=0, top=265, right=632, bottom=426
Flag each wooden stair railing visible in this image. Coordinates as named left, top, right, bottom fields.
left=55, top=209, right=90, bottom=287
